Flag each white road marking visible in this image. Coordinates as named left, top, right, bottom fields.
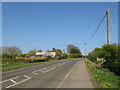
left=38, top=69, right=42, bottom=71
left=3, top=61, right=71, bottom=88
left=33, top=70, right=39, bottom=75
left=46, top=67, right=51, bottom=69
left=0, top=79, right=10, bottom=84
left=10, top=79, right=16, bottom=84
left=0, top=76, right=19, bottom=83
left=11, top=76, right=19, bottom=80
left=33, top=67, right=50, bottom=75
left=41, top=67, right=56, bottom=73
left=5, top=75, right=31, bottom=88
left=33, top=62, right=68, bottom=75
left=59, top=63, right=65, bottom=66
left=51, top=67, right=56, bottom=69
left=57, top=61, right=79, bottom=88
left=53, top=64, right=57, bottom=67
left=54, top=63, right=61, bottom=67
left=42, top=67, right=48, bottom=70
left=46, top=67, right=56, bottom=71
left=24, top=75, right=31, bottom=79
left=41, top=68, right=50, bottom=73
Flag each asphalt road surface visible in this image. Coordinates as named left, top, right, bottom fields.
left=1, top=59, right=95, bottom=89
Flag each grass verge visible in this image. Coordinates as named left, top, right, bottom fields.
left=1, top=60, right=58, bottom=71
left=1, top=58, right=81, bottom=71
left=86, top=60, right=120, bottom=88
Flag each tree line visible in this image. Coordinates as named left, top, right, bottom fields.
left=1, top=44, right=83, bottom=59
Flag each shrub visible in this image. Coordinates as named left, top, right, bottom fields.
left=102, top=44, right=119, bottom=75
left=19, top=54, right=28, bottom=58
left=2, top=54, right=12, bottom=58
left=88, top=52, right=97, bottom=62
left=56, top=53, right=68, bottom=60
left=112, top=61, right=120, bottom=75
left=2, top=58, right=25, bottom=64
left=69, top=54, right=82, bottom=58
left=88, top=44, right=120, bottom=76
left=61, top=53, right=68, bottom=59
left=103, top=60, right=120, bottom=75
left=2, top=58, right=49, bottom=64
left=86, top=61, right=120, bottom=88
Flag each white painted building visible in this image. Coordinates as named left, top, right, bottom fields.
left=36, top=52, right=56, bottom=58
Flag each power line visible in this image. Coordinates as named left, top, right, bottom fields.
left=86, top=13, right=107, bottom=43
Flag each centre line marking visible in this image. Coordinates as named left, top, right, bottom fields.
left=57, top=61, right=79, bottom=88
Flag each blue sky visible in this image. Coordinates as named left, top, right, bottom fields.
left=2, top=2, right=118, bottom=54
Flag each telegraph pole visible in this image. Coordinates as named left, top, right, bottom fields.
left=106, top=8, right=111, bottom=45
left=84, top=42, right=87, bottom=59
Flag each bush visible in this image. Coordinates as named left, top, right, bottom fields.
left=25, top=59, right=49, bottom=63
left=19, top=54, right=28, bottom=58
left=2, top=58, right=49, bottom=64
left=2, top=58, right=25, bottom=64
left=88, top=52, right=97, bottom=62
left=69, top=54, right=82, bottom=58
left=88, top=44, right=120, bottom=76
left=103, top=60, right=120, bottom=75
left=112, top=61, right=120, bottom=75
left=86, top=61, right=120, bottom=88
left=2, top=54, right=12, bottom=58
left=61, top=53, right=68, bottom=59
left=56, top=53, right=68, bottom=60
left=102, top=44, right=120, bottom=75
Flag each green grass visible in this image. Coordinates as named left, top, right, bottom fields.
left=1, top=58, right=81, bottom=71
left=1, top=60, right=58, bottom=71
left=2, top=58, right=49, bottom=64
left=86, top=61, right=120, bottom=88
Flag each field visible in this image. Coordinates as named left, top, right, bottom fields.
left=1, top=58, right=50, bottom=71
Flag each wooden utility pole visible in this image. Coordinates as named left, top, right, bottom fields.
left=106, top=8, right=111, bottom=45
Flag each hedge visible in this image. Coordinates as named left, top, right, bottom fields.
left=69, top=54, right=82, bottom=58
left=2, top=58, right=49, bottom=64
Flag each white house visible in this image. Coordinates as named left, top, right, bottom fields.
left=36, top=52, right=56, bottom=58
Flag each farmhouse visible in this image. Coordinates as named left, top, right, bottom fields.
left=35, top=52, right=56, bottom=58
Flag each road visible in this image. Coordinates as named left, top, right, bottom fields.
left=1, top=59, right=95, bottom=89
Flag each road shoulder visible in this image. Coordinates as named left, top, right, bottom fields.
left=58, top=60, right=96, bottom=88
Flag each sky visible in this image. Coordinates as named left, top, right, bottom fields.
left=2, top=2, right=118, bottom=54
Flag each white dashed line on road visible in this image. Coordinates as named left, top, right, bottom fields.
left=10, top=79, right=16, bottom=84
left=3, top=61, right=70, bottom=88
left=57, top=61, right=79, bottom=88
left=5, top=75, right=31, bottom=88
left=0, top=76, right=19, bottom=84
